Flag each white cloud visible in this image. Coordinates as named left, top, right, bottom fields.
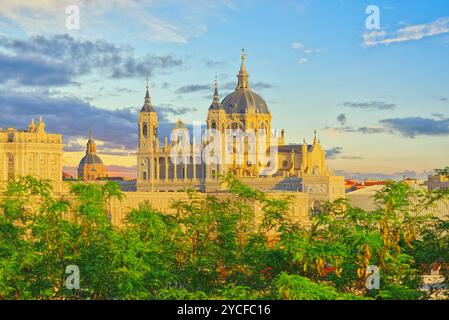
left=0, top=0, right=234, bottom=44
left=292, top=42, right=305, bottom=50
left=298, top=58, right=308, bottom=64
left=363, top=17, right=449, bottom=46
left=292, top=41, right=324, bottom=55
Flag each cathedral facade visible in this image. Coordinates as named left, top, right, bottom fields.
left=136, top=50, right=344, bottom=202
left=0, top=117, right=63, bottom=192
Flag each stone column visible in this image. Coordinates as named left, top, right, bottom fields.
left=290, top=150, right=295, bottom=177
left=174, top=157, right=177, bottom=181
left=192, top=141, right=197, bottom=179
left=156, top=157, right=160, bottom=180
left=165, top=156, right=169, bottom=180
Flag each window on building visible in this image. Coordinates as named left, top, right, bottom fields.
left=7, top=153, right=14, bottom=180
left=310, top=201, right=321, bottom=216
left=143, top=123, right=148, bottom=137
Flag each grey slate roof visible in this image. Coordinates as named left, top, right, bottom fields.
left=220, top=89, right=270, bottom=114
left=79, top=154, right=104, bottom=167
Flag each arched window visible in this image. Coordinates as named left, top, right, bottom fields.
left=211, top=121, right=217, bottom=129
left=142, top=123, right=148, bottom=137
left=143, top=171, right=147, bottom=180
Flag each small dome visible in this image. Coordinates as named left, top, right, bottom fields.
left=221, top=89, right=270, bottom=114
left=79, top=154, right=104, bottom=167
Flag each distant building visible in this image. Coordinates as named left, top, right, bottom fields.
left=77, top=129, right=107, bottom=181
left=347, top=184, right=449, bottom=220
left=428, top=174, right=449, bottom=191
left=0, top=117, right=63, bottom=192
left=345, top=179, right=360, bottom=192
left=63, top=172, right=75, bottom=180
left=402, top=177, right=424, bottom=187
left=344, top=178, right=387, bottom=193
left=363, top=179, right=387, bottom=187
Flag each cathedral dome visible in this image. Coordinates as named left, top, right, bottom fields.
left=220, top=49, right=270, bottom=115
left=78, top=154, right=104, bottom=167
left=77, top=129, right=107, bottom=180
left=221, top=89, right=269, bottom=114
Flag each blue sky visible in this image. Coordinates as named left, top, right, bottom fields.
left=0, top=0, right=448, bottom=179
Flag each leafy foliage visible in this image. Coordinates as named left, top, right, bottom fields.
left=0, top=174, right=448, bottom=300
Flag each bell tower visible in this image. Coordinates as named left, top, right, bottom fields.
left=137, top=82, right=159, bottom=191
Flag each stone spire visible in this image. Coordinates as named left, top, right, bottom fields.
left=141, top=81, right=154, bottom=112
left=236, top=48, right=250, bottom=90
left=210, top=78, right=221, bottom=109
left=28, top=118, right=37, bottom=132
left=36, top=116, right=46, bottom=132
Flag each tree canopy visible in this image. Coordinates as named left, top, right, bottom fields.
left=1, top=174, right=448, bottom=300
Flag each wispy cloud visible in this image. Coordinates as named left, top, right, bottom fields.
left=326, top=147, right=343, bottom=159
left=380, top=117, right=449, bottom=138
left=223, top=81, right=274, bottom=91
left=175, top=84, right=211, bottom=94
left=325, top=115, right=449, bottom=138
left=0, top=0, right=235, bottom=44
left=363, top=17, right=449, bottom=46
left=203, top=58, right=227, bottom=68
left=341, top=101, right=396, bottom=111
left=335, top=170, right=429, bottom=181
left=324, top=126, right=389, bottom=135
left=188, top=81, right=276, bottom=93
left=292, top=42, right=324, bottom=54
left=325, top=146, right=363, bottom=160
left=292, top=41, right=324, bottom=65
